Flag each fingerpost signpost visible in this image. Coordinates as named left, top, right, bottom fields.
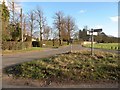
left=87, top=28, right=102, bottom=56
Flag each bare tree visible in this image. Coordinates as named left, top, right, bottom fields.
left=27, top=10, right=35, bottom=41
left=23, top=15, right=26, bottom=36
left=65, top=16, right=76, bottom=45
left=22, top=14, right=28, bottom=41
left=43, top=25, right=51, bottom=40
left=60, top=18, right=67, bottom=41
left=35, top=7, right=46, bottom=47
left=8, top=1, right=21, bottom=24
left=53, top=11, right=65, bottom=46
left=7, top=1, right=23, bottom=41
left=51, top=30, right=59, bottom=46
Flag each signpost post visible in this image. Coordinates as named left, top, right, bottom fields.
left=91, top=29, right=94, bottom=56
left=70, top=38, right=73, bottom=53
left=87, top=28, right=102, bottom=56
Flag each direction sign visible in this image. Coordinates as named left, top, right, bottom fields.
left=94, top=29, right=102, bottom=32
left=86, top=28, right=102, bottom=56
left=87, top=31, right=98, bottom=35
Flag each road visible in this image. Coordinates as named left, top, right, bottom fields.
left=2, top=45, right=119, bottom=88
left=2, top=45, right=84, bottom=68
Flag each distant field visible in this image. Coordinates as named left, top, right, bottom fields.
left=83, top=43, right=120, bottom=50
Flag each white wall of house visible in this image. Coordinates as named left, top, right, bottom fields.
left=32, top=38, right=37, bottom=41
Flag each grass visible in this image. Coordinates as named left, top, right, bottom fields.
left=2, top=47, right=45, bottom=55
left=83, top=43, right=120, bottom=50
left=4, top=50, right=119, bottom=83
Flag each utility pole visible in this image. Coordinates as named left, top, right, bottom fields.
left=12, top=1, right=15, bottom=23
left=20, top=8, right=23, bottom=42
left=31, top=13, right=33, bottom=42
left=23, top=18, right=26, bottom=36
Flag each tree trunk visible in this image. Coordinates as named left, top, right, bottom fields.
left=40, top=28, right=42, bottom=47
left=53, top=39, right=54, bottom=46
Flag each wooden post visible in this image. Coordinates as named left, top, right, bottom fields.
left=12, top=1, right=15, bottom=23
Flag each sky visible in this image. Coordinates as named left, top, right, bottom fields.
left=2, top=1, right=118, bottom=37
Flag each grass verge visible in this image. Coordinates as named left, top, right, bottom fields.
left=4, top=50, right=119, bottom=84
left=2, top=47, right=45, bottom=55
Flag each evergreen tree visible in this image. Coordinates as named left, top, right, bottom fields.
left=1, top=1, right=10, bottom=41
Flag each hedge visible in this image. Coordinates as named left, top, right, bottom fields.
left=2, top=41, right=32, bottom=50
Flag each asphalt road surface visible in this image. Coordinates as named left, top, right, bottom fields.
left=2, top=45, right=119, bottom=88
left=2, top=45, right=84, bottom=68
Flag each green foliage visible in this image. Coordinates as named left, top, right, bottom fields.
left=9, top=23, right=21, bottom=41
left=1, top=1, right=28, bottom=42
left=1, top=2, right=23, bottom=42
left=1, top=1, right=9, bottom=21
left=1, top=1, right=10, bottom=41
left=5, top=51, right=119, bottom=83
left=94, top=35, right=118, bottom=43
left=2, top=34, right=11, bottom=41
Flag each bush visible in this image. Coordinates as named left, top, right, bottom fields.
left=32, top=41, right=40, bottom=47
left=2, top=41, right=32, bottom=50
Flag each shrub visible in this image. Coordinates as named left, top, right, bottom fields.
left=2, top=41, right=32, bottom=50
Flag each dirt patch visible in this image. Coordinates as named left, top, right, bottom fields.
left=2, top=74, right=118, bottom=88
